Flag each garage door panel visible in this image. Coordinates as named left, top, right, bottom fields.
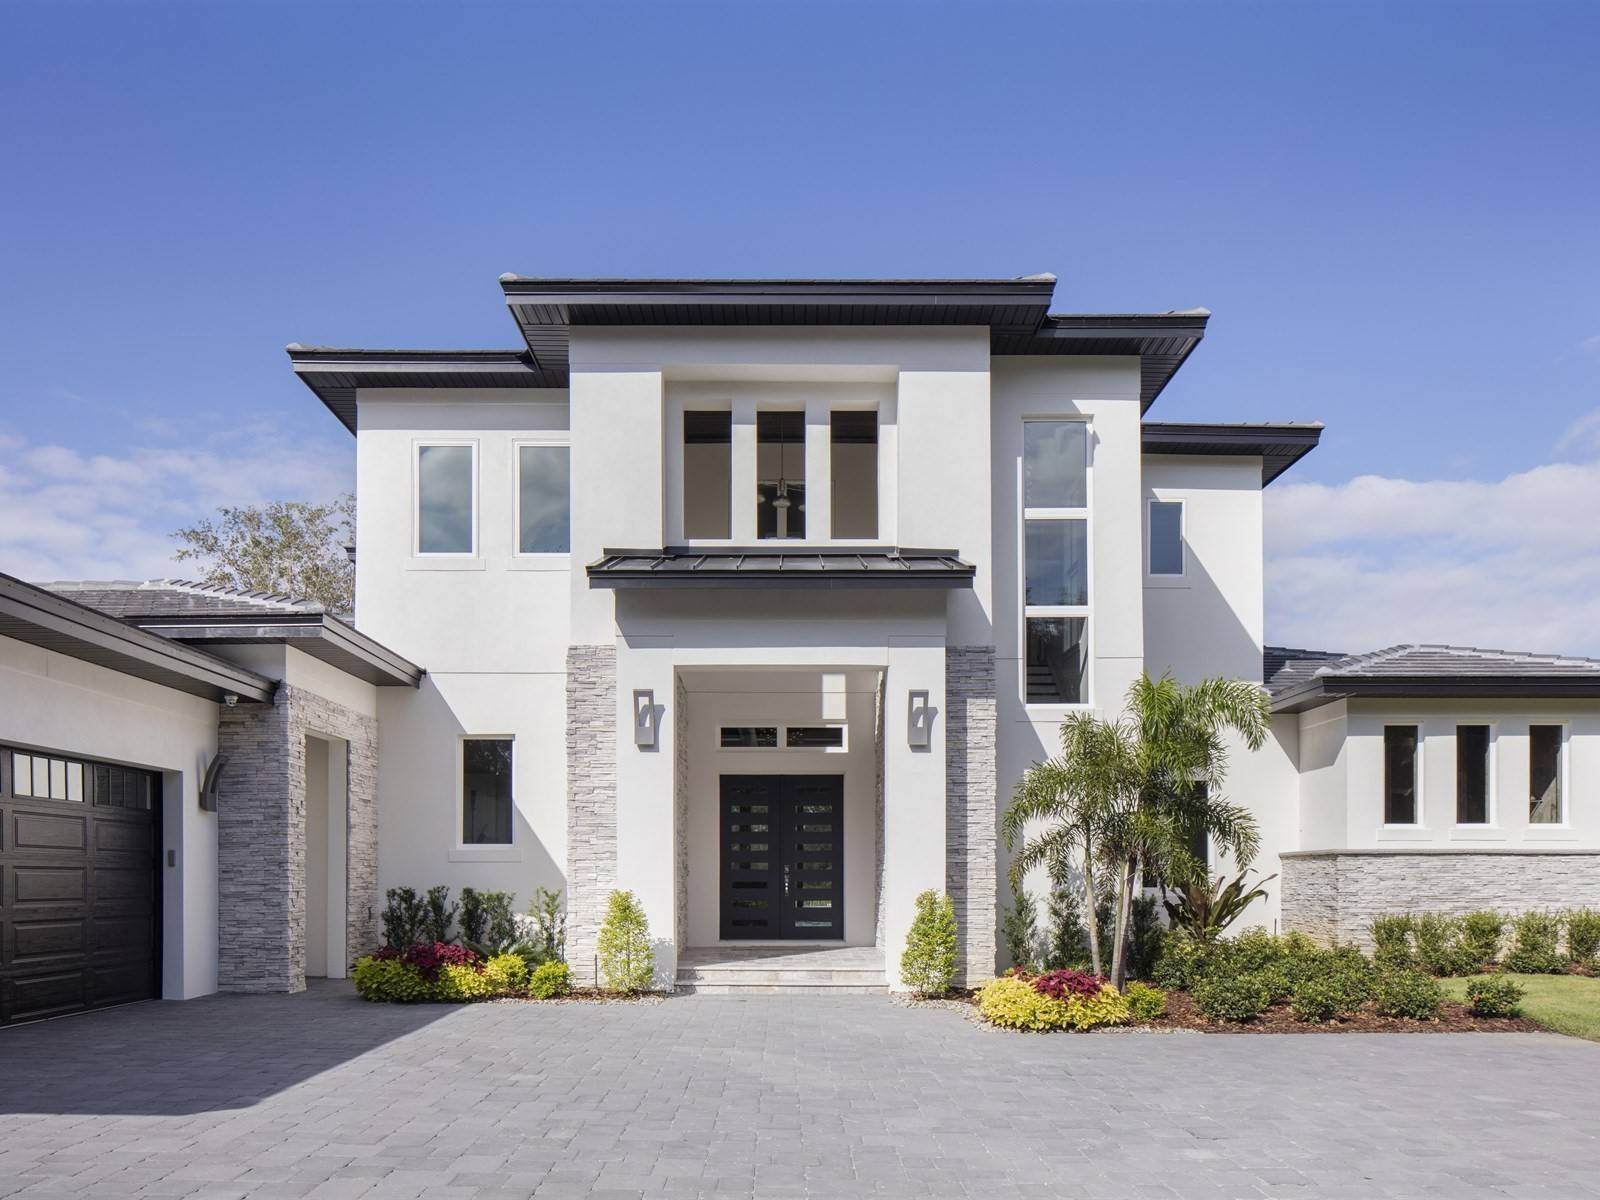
left=8, top=969, right=92, bottom=1023
left=13, top=865, right=88, bottom=904
left=92, top=913, right=154, bottom=952
left=12, top=918, right=88, bottom=962
left=94, top=819, right=154, bottom=856
left=93, top=962, right=156, bottom=1007
left=12, top=811, right=87, bottom=851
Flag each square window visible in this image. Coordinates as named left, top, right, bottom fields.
left=517, top=444, right=570, bottom=553
left=1024, top=421, right=1087, bottom=509
left=463, top=739, right=513, bottom=845
left=1025, top=519, right=1088, bottom=606
left=1026, top=617, right=1087, bottom=704
left=1148, top=500, right=1184, bottom=576
left=417, top=444, right=475, bottom=554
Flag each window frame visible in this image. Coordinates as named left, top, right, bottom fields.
left=715, top=723, right=849, bottom=754
left=511, top=436, right=572, bottom=561
left=1453, top=722, right=1497, bottom=828
left=1145, top=497, right=1187, bottom=580
left=413, top=439, right=479, bottom=559
left=1527, top=722, right=1570, bottom=829
left=1381, top=723, right=1424, bottom=829
left=1020, top=417, right=1092, bottom=710
left=455, top=734, right=517, bottom=856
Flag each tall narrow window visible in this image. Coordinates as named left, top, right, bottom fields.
left=684, top=411, right=732, bottom=539
left=830, top=410, right=878, bottom=539
left=417, top=444, right=475, bottom=554
left=1148, top=500, right=1184, bottom=576
left=1022, top=420, right=1089, bottom=704
left=517, top=445, right=570, bottom=553
left=463, top=739, right=513, bottom=845
left=756, top=412, right=805, bottom=539
left=1530, top=725, right=1564, bottom=824
left=1456, top=724, right=1490, bottom=824
left=1384, top=725, right=1420, bottom=825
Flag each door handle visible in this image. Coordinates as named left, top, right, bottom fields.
left=783, top=864, right=791, bottom=896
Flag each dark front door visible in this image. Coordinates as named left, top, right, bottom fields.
left=0, top=746, right=162, bottom=1026
left=719, top=775, right=844, bottom=940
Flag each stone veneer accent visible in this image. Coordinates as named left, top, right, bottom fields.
left=216, top=683, right=378, bottom=993
left=873, top=671, right=887, bottom=950
left=565, top=646, right=618, bottom=985
left=1282, top=849, right=1600, bottom=949
left=945, top=647, right=998, bottom=986
left=673, top=671, right=689, bottom=956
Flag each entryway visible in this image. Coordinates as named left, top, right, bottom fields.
left=720, top=775, right=844, bottom=940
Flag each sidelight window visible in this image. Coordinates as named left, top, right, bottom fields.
left=1022, top=419, right=1090, bottom=705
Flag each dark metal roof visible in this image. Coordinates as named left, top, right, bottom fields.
left=587, top=547, right=976, bottom=590
left=1266, top=643, right=1600, bottom=712
left=0, top=572, right=276, bottom=704
left=992, top=311, right=1212, bottom=410
left=1142, top=422, right=1324, bottom=485
left=286, top=347, right=556, bottom=433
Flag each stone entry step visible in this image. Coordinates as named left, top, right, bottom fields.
left=675, top=945, right=888, bottom=994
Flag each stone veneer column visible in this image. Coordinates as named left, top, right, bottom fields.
left=945, top=647, right=998, bottom=986
left=565, top=646, right=618, bottom=985
left=217, top=683, right=378, bottom=992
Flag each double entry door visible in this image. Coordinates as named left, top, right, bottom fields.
left=719, top=775, right=844, bottom=941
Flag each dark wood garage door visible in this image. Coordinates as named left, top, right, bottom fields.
left=0, top=745, right=161, bottom=1025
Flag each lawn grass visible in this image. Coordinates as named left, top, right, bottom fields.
left=1440, top=973, right=1600, bottom=1041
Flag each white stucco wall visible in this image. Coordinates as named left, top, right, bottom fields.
left=0, top=633, right=221, bottom=1000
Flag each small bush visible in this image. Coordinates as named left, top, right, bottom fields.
left=521, top=887, right=567, bottom=964
left=1210, top=930, right=1292, bottom=1000
left=353, top=955, right=431, bottom=1002
left=435, top=961, right=498, bottom=1002
left=1124, top=981, right=1167, bottom=1022
left=1503, top=910, right=1566, bottom=974
left=1460, top=910, right=1506, bottom=968
left=482, top=952, right=529, bottom=994
left=1061, top=984, right=1131, bottom=1030
left=1373, top=969, right=1442, bottom=1020
left=1288, top=951, right=1372, bottom=1023
left=422, top=885, right=457, bottom=945
left=528, top=959, right=572, bottom=999
left=461, top=888, right=520, bottom=953
left=381, top=887, right=428, bottom=950
left=1001, top=881, right=1039, bottom=972
left=398, top=940, right=478, bottom=982
left=1192, top=970, right=1274, bottom=1022
left=1370, top=914, right=1415, bottom=969
left=901, top=890, right=959, bottom=997
left=597, top=890, right=655, bottom=993
left=1411, top=913, right=1477, bottom=976
left=1290, top=974, right=1351, bottom=1022
left=1128, top=894, right=1163, bottom=980
left=1564, top=908, right=1600, bottom=964
left=976, top=975, right=1129, bottom=1031
left=1040, top=877, right=1091, bottom=971
left=1151, top=931, right=1207, bottom=991
left=1031, top=968, right=1105, bottom=1001
left=1466, top=975, right=1525, bottom=1017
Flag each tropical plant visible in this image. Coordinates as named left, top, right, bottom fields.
left=1466, top=975, right=1524, bottom=1017
left=1162, top=869, right=1276, bottom=944
left=1001, top=880, right=1039, bottom=971
left=596, top=890, right=655, bottom=993
left=172, top=494, right=356, bottom=613
left=381, top=887, right=428, bottom=950
left=901, top=890, right=959, bottom=996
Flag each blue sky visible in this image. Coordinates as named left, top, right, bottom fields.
left=2, top=0, right=1598, bottom=652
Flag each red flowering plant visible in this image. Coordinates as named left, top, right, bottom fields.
left=376, top=941, right=480, bottom=981
left=1030, top=968, right=1108, bottom=1000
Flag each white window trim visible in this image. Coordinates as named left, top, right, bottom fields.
left=1526, top=721, right=1572, bottom=832
left=413, top=439, right=479, bottom=560
left=1145, top=496, right=1187, bottom=582
left=1021, top=417, right=1092, bottom=711
left=714, top=724, right=849, bottom=753
left=451, top=734, right=521, bottom=862
left=1451, top=721, right=1499, bottom=832
left=511, top=436, right=572, bottom=565
left=1380, top=722, right=1426, bottom=832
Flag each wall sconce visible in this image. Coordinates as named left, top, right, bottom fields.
left=199, top=753, right=229, bottom=812
left=907, top=690, right=932, bottom=749
left=633, top=689, right=659, bottom=749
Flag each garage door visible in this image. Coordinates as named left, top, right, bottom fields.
left=1, top=745, right=161, bottom=1025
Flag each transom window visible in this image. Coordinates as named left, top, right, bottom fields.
left=719, top=725, right=847, bottom=752
left=516, top=444, right=570, bottom=554
left=1022, top=420, right=1089, bottom=705
left=462, top=738, right=513, bottom=845
left=416, top=442, right=476, bottom=555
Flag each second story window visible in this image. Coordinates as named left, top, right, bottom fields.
left=1023, top=420, right=1089, bottom=705
left=757, top=411, right=805, bottom=539
left=517, top=444, right=571, bottom=554
left=417, top=443, right=476, bottom=555
left=1148, top=499, right=1185, bottom=576
left=830, top=411, right=878, bottom=539
left=684, top=411, right=732, bottom=539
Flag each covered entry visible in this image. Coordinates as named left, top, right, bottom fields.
left=720, top=774, right=843, bottom=939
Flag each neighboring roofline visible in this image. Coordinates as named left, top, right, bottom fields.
left=286, top=346, right=551, bottom=434
left=0, top=572, right=276, bottom=704
left=1272, top=674, right=1600, bottom=713
left=587, top=546, right=976, bottom=590
left=130, top=612, right=423, bottom=688
left=1142, top=421, right=1324, bottom=485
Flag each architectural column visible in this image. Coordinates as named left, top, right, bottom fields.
left=565, top=645, right=618, bottom=985
left=945, top=646, right=998, bottom=986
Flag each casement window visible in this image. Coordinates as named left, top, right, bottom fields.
left=1022, top=420, right=1090, bottom=705
left=684, top=411, right=733, bottom=539
left=1384, top=725, right=1421, bottom=825
left=1529, top=725, right=1565, bottom=824
left=516, top=443, right=571, bottom=554
left=756, top=411, right=806, bottom=539
left=1147, top=499, right=1185, bottom=577
left=462, top=738, right=513, bottom=845
left=1455, top=724, right=1492, bottom=825
left=416, top=443, right=476, bottom=555
left=830, top=411, right=878, bottom=539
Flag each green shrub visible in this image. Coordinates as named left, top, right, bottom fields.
left=1128, top=895, right=1163, bottom=980
left=528, top=959, right=572, bottom=999
left=1211, top=930, right=1292, bottom=1000
left=901, top=890, right=959, bottom=996
left=1041, top=876, right=1090, bottom=971
left=1373, top=969, right=1442, bottom=1020
left=1564, top=908, right=1600, bottom=964
left=352, top=955, right=431, bottom=1002
left=1192, top=970, right=1274, bottom=1022
left=1466, top=975, right=1525, bottom=1017
left=482, top=952, right=528, bottom=994
left=1062, top=984, right=1131, bottom=1030
left=1290, top=974, right=1351, bottom=1022
left=435, top=961, right=498, bottom=1001
left=1288, top=950, right=1372, bottom=1022
left=975, top=976, right=1129, bottom=1031
left=380, top=887, right=428, bottom=950
left=1124, top=981, right=1167, bottom=1022
left=596, top=890, right=655, bottom=993
left=422, top=885, right=457, bottom=944
left=526, top=887, right=567, bottom=963
left=461, top=889, right=520, bottom=954
left=1460, top=910, right=1505, bottom=968
left=1001, top=881, right=1039, bottom=972
left=1370, top=914, right=1414, bottom=969
left=1151, top=931, right=1207, bottom=991
left=1503, top=910, right=1566, bottom=974
left=1407, top=912, right=1480, bottom=976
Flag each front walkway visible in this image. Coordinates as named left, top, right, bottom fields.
left=0, top=982, right=1596, bottom=1199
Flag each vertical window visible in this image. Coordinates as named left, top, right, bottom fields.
left=517, top=444, right=570, bottom=553
left=1530, top=725, right=1564, bottom=824
left=829, top=411, right=878, bottom=539
left=1148, top=500, right=1184, bottom=577
left=1455, top=725, right=1491, bottom=824
left=462, top=739, right=513, bottom=845
left=1384, top=725, right=1420, bottom=825
left=684, top=411, right=732, bottom=539
left=1023, top=420, right=1089, bottom=704
left=756, top=411, right=805, bottom=539
left=417, top=444, right=475, bottom=554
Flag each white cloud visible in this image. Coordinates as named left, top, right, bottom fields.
left=1556, top=407, right=1600, bottom=456
left=0, top=427, right=351, bottom=583
left=1265, top=458, right=1600, bottom=656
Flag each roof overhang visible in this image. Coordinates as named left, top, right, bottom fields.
left=587, top=547, right=976, bottom=590
left=286, top=347, right=554, bottom=433
left=130, top=613, right=423, bottom=687
left=1272, top=675, right=1600, bottom=714
left=1142, top=422, right=1324, bottom=485
left=0, top=573, right=276, bottom=704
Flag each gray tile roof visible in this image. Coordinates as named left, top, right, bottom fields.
left=1265, top=643, right=1600, bottom=708
left=41, top=579, right=325, bottom=619
left=587, top=547, right=976, bottom=589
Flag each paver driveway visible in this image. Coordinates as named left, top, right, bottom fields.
left=1, top=981, right=1598, bottom=1199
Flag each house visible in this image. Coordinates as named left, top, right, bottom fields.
left=4, top=272, right=1598, bottom=1020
